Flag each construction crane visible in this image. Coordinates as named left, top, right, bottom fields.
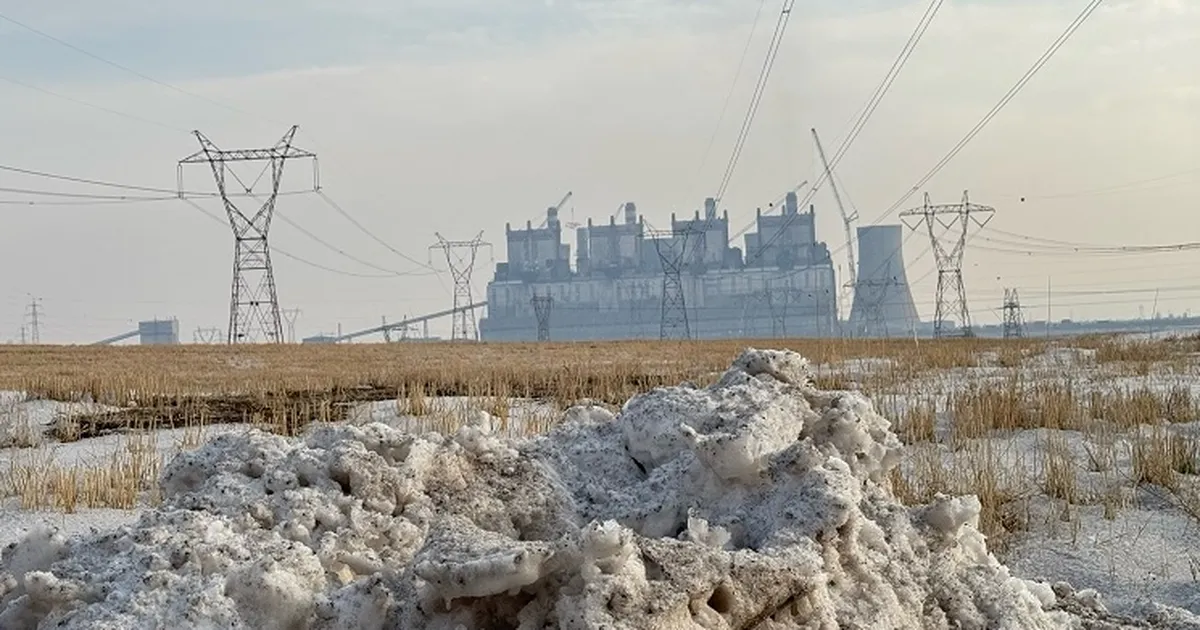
left=539, top=191, right=574, bottom=228
left=812, top=128, right=858, bottom=288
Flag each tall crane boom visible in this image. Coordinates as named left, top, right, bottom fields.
left=554, top=191, right=573, bottom=215
left=812, top=128, right=858, bottom=287
left=537, top=191, right=574, bottom=228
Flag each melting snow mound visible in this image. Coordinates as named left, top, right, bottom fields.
left=0, top=349, right=1181, bottom=629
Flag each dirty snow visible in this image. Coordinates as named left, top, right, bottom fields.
left=346, top=395, right=565, bottom=438
left=2, top=349, right=1193, bottom=628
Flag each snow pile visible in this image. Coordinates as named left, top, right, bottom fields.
left=0, top=348, right=1175, bottom=628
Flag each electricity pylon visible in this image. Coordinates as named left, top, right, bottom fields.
left=648, top=225, right=695, bottom=340
left=1002, top=288, right=1025, bottom=339
left=430, top=232, right=491, bottom=341
left=900, top=190, right=994, bottom=338
left=531, top=292, right=554, bottom=341
left=850, top=278, right=902, bottom=339
left=282, top=308, right=302, bottom=343
left=193, top=327, right=223, bottom=344
left=24, top=296, right=42, bottom=344
left=179, top=126, right=317, bottom=344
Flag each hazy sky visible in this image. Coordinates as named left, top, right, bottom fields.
left=0, top=0, right=1196, bottom=342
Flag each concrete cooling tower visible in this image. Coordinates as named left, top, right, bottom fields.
left=848, top=225, right=920, bottom=337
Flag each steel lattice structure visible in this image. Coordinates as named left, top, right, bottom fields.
left=531, top=292, right=554, bottom=342
left=900, top=190, right=994, bottom=338
left=178, top=126, right=317, bottom=344
left=648, top=226, right=695, bottom=341
left=847, top=277, right=901, bottom=338
left=1002, top=288, right=1025, bottom=339
left=430, top=232, right=491, bottom=341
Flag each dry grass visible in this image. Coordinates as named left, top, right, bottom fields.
left=4, top=431, right=165, bottom=512
left=0, top=338, right=1055, bottom=406
left=1132, top=428, right=1199, bottom=489
left=3, top=333, right=1200, bottom=528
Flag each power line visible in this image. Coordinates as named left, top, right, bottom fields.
left=995, top=167, right=1200, bottom=201
left=0, top=10, right=254, bottom=120
left=0, top=12, right=449, bottom=286
left=0, top=197, right=179, bottom=206
left=694, top=0, right=770, bottom=195
left=714, top=0, right=796, bottom=203
left=0, top=74, right=184, bottom=133
left=0, top=186, right=174, bottom=201
left=728, top=0, right=943, bottom=258
left=178, top=198, right=400, bottom=279
left=273, top=208, right=435, bottom=277
left=235, top=190, right=436, bottom=277
left=821, top=0, right=944, bottom=192
left=876, top=0, right=1106, bottom=224
left=0, top=162, right=203, bottom=195
left=1, top=162, right=439, bottom=277
left=315, top=191, right=441, bottom=272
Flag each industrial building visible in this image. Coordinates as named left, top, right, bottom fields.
left=479, top=192, right=840, bottom=341
left=93, top=318, right=181, bottom=345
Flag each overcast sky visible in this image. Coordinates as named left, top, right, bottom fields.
left=0, top=0, right=1196, bottom=343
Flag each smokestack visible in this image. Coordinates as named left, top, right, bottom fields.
left=704, top=197, right=717, bottom=220
left=624, top=202, right=637, bottom=225
left=785, top=192, right=799, bottom=215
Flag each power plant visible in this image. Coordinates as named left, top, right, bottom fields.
left=479, top=191, right=844, bottom=341
left=93, top=319, right=181, bottom=346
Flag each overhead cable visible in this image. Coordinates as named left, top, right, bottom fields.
left=0, top=74, right=184, bottom=133
left=729, top=0, right=943, bottom=255
left=714, top=0, right=796, bottom=203
left=316, top=191, right=442, bottom=272
left=875, top=0, right=1107, bottom=224
left=0, top=10, right=254, bottom=120
left=177, top=198, right=403, bottom=280
left=694, top=0, right=770, bottom=195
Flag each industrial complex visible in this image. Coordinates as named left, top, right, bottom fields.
left=478, top=192, right=921, bottom=341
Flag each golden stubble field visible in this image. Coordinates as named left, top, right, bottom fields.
left=4, top=333, right=1200, bottom=545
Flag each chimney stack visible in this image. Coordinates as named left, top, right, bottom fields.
left=785, top=191, right=799, bottom=215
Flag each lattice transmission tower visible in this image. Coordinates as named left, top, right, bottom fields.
left=900, top=191, right=995, bottom=338
left=282, top=308, right=302, bottom=344
left=430, top=232, right=491, bottom=341
left=1002, top=288, right=1025, bottom=339
left=648, top=224, right=696, bottom=340
left=179, top=126, right=318, bottom=344
left=24, top=296, right=42, bottom=345
left=531, top=292, right=554, bottom=342
left=850, top=278, right=902, bottom=339
left=193, top=327, right=223, bottom=344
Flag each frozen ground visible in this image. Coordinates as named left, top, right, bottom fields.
left=345, top=395, right=565, bottom=438
left=0, top=349, right=1197, bottom=628
left=0, top=393, right=119, bottom=448
left=0, top=419, right=249, bottom=549
left=0, top=346, right=1199, bottom=627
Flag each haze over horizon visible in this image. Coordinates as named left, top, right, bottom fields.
left=0, top=0, right=1196, bottom=343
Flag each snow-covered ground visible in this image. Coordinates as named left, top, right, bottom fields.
left=0, top=393, right=120, bottom=449
left=345, top=395, right=567, bottom=438
left=0, top=416, right=249, bottom=549
left=0, top=344, right=1199, bottom=627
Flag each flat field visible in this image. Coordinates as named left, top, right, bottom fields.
left=2, top=333, right=1200, bottom=622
